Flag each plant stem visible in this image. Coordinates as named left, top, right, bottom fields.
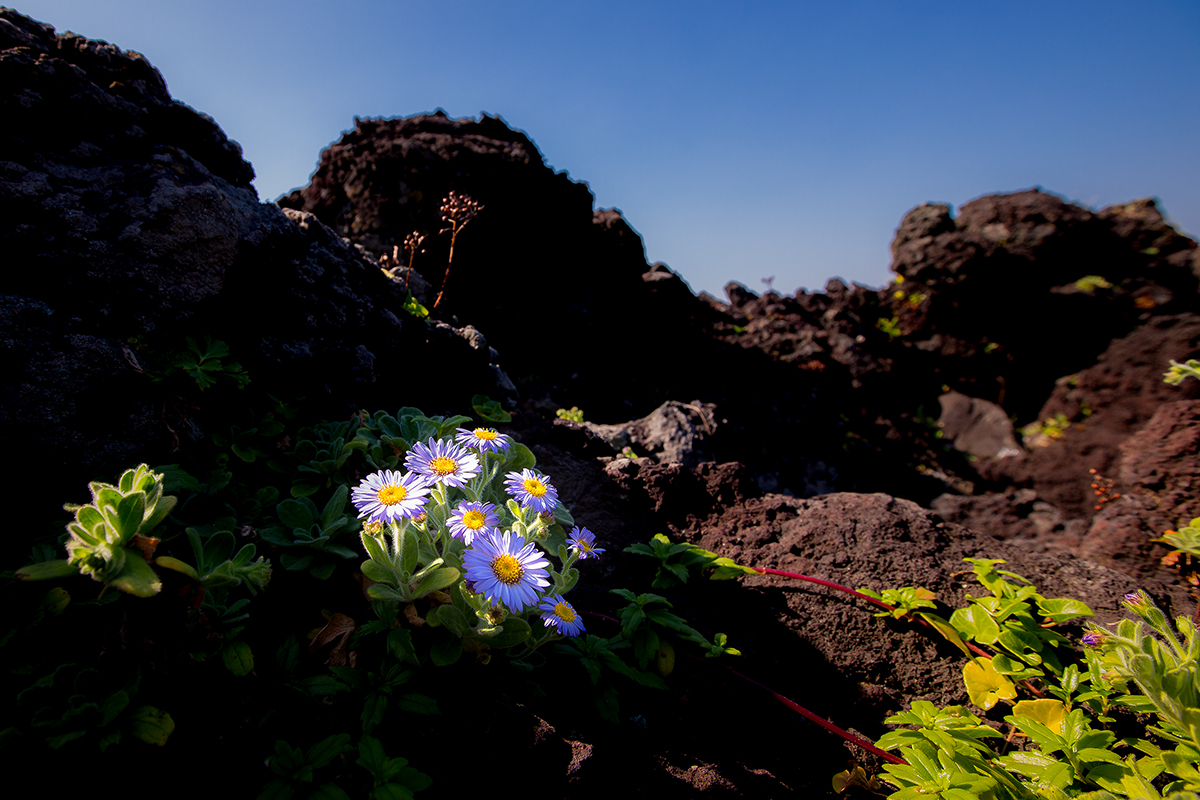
left=727, top=666, right=907, bottom=765
left=755, top=567, right=1045, bottom=696
left=755, top=567, right=894, bottom=612
left=433, top=228, right=457, bottom=310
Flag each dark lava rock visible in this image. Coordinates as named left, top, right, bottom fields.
left=886, top=189, right=1200, bottom=420
left=277, top=112, right=726, bottom=422
left=0, top=8, right=508, bottom=548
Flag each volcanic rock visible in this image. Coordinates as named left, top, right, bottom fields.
left=0, top=8, right=507, bottom=542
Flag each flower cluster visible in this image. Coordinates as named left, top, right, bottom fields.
left=351, top=428, right=601, bottom=642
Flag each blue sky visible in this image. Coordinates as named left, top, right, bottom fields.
left=12, top=1, right=1200, bottom=299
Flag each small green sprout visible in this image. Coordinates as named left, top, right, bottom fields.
left=18, top=464, right=178, bottom=597
left=1165, top=359, right=1200, bottom=386
left=149, top=336, right=250, bottom=391
left=555, top=406, right=585, bottom=423
left=401, top=291, right=429, bottom=319
left=877, top=316, right=902, bottom=340
left=1074, top=275, right=1113, bottom=293
left=470, top=393, right=512, bottom=424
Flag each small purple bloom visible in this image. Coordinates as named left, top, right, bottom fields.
left=567, top=526, right=605, bottom=560
left=504, top=469, right=559, bottom=514
left=455, top=427, right=512, bottom=453
left=351, top=470, right=431, bottom=524
left=404, top=438, right=480, bottom=488
left=539, top=593, right=585, bottom=637
left=447, top=501, right=500, bottom=546
left=1082, top=632, right=1102, bottom=647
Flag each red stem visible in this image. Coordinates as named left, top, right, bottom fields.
left=728, top=666, right=907, bottom=765
left=756, top=568, right=895, bottom=612
left=754, top=567, right=1044, bottom=696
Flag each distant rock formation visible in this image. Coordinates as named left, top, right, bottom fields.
left=277, top=113, right=725, bottom=420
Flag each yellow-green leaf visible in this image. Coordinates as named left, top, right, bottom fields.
left=1013, top=698, right=1066, bottom=735
left=964, top=656, right=1017, bottom=710
left=129, top=705, right=175, bottom=746
left=918, top=611, right=971, bottom=656
left=656, top=640, right=676, bottom=676
left=222, top=640, right=254, bottom=676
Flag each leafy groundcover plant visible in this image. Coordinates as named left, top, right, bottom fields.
left=3, top=401, right=745, bottom=797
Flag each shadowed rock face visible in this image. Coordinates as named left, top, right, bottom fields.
left=277, top=112, right=729, bottom=421
left=0, top=9, right=504, bottom=529
left=886, top=190, right=1200, bottom=420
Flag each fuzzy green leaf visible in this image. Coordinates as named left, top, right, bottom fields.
left=108, top=552, right=162, bottom=597
left=15, top=560, right=77, bottom=581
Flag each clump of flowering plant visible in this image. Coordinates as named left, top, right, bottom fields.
left=351, top=426, right=600, bottom=659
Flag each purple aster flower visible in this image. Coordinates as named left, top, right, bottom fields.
left=503, top=469, right=559, bottom=514
left=463, top=531, right=550, bottom=612
left=460, top=532, right=549, bottom=614
left=539, top=593, right=586, bottom=637
left=351, top=470, right=431, bottom=524
left=567, top=526, right=605, bottom=560
left=455, top=427, right=512, bottom=453
left=404, top=438, right=480, bottom=488
left=447, top=501, right=500, bottom=546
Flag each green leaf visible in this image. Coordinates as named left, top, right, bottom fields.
left=387, top=629, right=420, bottom=667
left=368, top=584, right=407, bottom=602
left=15, top=560, right=76, bottom=581
left=395, top=692, right=438, bottom=715
left=128, top=705, right=175, bottom=746
left=280, top=552, right=314, bottom=572
left=108, top=552, right=162, bottom=597
left=918, top=612, right=971, bottom=656
left=471, top=394, right=512, bottom=424
left=362, top=560, right=395, bottom=585
left=222, top=641, right=255, bottom=676
left=400, top=529, right=419, bottom=576
left=477, top=617, right=531, bottom=648
left=111, top=492, right=147, bottom=543
left=950, top=604, right=1001, bottom=645
left=374, top=785, right=415, bottom=800
left=412, top=567, right=459, bottom=598
left=429, top=633, right=463, bottom=666
left=321, top=485, right=349, bottom=530
left=432, top=605, right=468, bottom=637
left=277, top=499, right=316, bottom=530
left=154, top=556, right=199, bottom=580
left=505, top=443, right=536, bottom=473
left=306, top=733, right=352, bottom=768
left=1037, top=597, right=1094, bottom=624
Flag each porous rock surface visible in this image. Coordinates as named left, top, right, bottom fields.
left=0, top=8, right=507, bottom=532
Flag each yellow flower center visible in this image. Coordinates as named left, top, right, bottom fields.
left=491, top=554, right=524, bottom=586
left=553, top=602, right=577, bottom=622
left=474, top=428, right=498, bottom=441
left=523, top=478, right=547, bottom=497
left=462, top=510, right=486, bottom=530
left=377, top=485, right=407, bottom=505
left=430, top=456, right=458, bottom=476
